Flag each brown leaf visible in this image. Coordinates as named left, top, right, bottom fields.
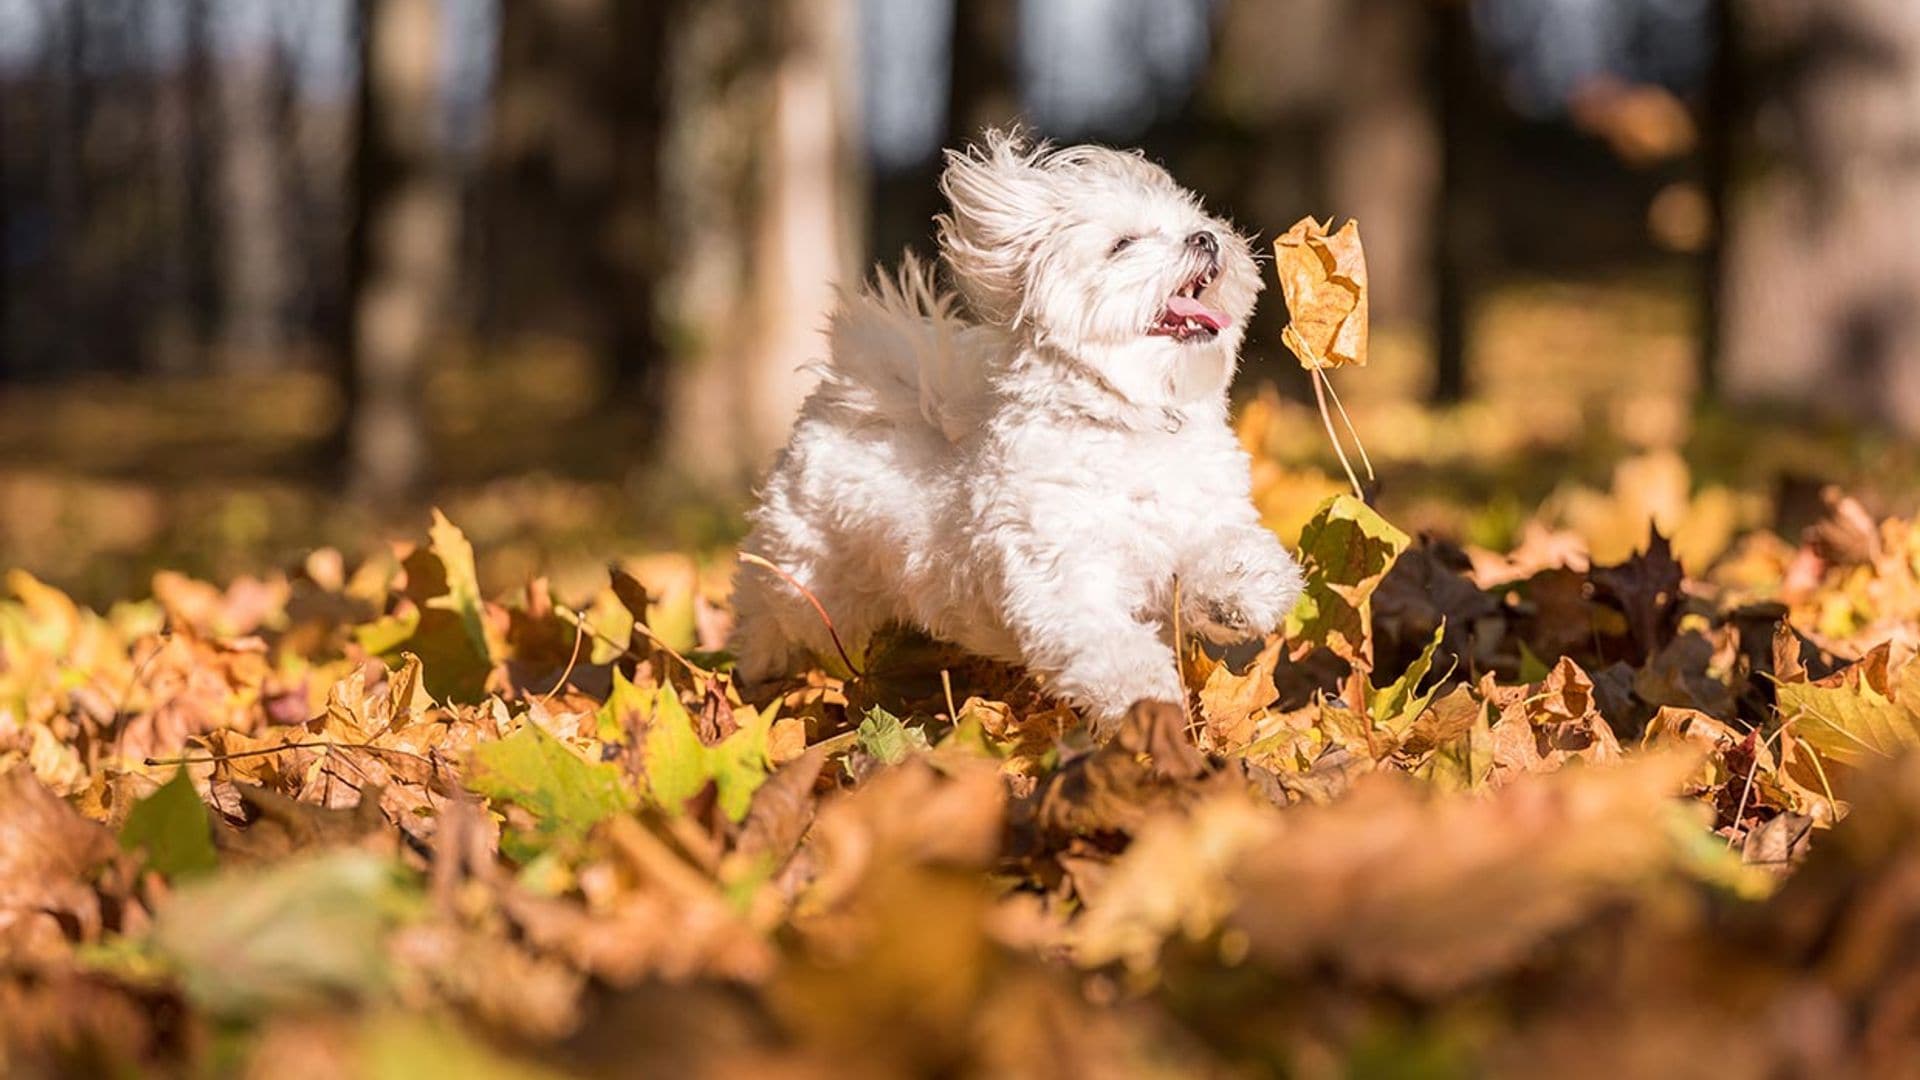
left=1272, top=744, right=1374, bottom=804
left=1488, top=659, right=1624, bottom=782
left=1115, top=701, right=1206, bottom=782
left=1196, top=637, right=1284, bottom=750
left=733, top=747, right=826, bottom=869
left=1230, top=750, right=1704, bottom=994
left=1742, top=811, right=1814, bottom=871
left=1773, top=620, right=1809, bottom=685
left=1034, top=703, right=1208, bottom=842
left=1590, top=529, right=1684, bottom=663
left=0, top=769, right=123, bottom=955
left=1403, top=683, right=1483, bottom=756
left=1634, top=632, right=1735, bottom=718
left=1274, top=216, right=1369, bottom=370
left=1065, top=794, right=1276, bottom=971
left=215, top=782, right=395, bottom=864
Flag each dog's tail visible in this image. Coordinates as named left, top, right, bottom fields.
left=809, top=252, right=992, bottom=443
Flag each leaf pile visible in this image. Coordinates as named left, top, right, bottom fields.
left=8, top=488, right=1920, bottom=1076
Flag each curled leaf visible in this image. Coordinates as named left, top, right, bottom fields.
left=1275, top=216, right=1369, bottom=371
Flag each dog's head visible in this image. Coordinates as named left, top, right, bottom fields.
left=937, top=131, right=1262, bottom=406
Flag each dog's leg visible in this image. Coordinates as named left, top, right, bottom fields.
left=1001, top=560, right=1186, bottom=738
left=730, top=553, right=883, bottom=692
left=1180, top=525, right=1305, bottom=644
left=729, top=587, right=795, bottom=694
left=1043, top=620, right=1185, bottom=738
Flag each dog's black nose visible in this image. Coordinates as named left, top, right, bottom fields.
left=1187, top=230, right=1219, bottom=257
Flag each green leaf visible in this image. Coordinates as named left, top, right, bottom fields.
left=641, top=688, right=775, bottom=822
left=1283, top=495, right=1410, bottom=664
left=596, top=667, right=647, bottom=743
left=936, top=708, right=997, bottom=758
left=353, top=609, right=420, bottom=658
left=119, top=769, right=218, bottom=879
left=857, top=706, right=930, bottom=766
left=352, top=512, right=498, bottom=703
left=467, top=723, right=636, bottom=861
left=426, top=509, right=490, bottom=664
left=709, top=703, right=775, bottom=821
left=1370, top=622, right=1449, bottom=736
left=1515, top=640, right=1551, bottom=684
left=152, top=851, right=417, bottom=1018
left=643, top=687, right=711, bottom=814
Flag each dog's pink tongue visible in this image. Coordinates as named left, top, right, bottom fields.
left=1167, top=295, right=1230, bottom=330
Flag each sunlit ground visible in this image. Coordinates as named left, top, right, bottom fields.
left=4, top=272, right=1917, bottom=605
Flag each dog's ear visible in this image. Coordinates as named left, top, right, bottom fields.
left=936, top=129, right=1055, bottom=325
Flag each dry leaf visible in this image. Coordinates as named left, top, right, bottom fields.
left=1274, top=216, right=1369, bottom=370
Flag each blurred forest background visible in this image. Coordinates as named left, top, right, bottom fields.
left=3, top=0, right=1919, bottom=602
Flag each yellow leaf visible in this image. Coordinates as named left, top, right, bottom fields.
left=1274, top=216, right=1369, bottom=371
left=1777, top=667, right=1920, bottom=767
left=1197, top=637, right=1285, bottom=749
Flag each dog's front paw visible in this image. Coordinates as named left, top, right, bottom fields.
left=1182, top=537, right=1304, bottom=643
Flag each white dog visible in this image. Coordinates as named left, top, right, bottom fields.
left=731, top=132, right=1303, bottom=735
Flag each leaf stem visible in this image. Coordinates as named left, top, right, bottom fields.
left=1313, top=367, right=1368, bottom=500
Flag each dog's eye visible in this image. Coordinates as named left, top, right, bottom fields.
left=1109, top=235, right=1137, bottom=257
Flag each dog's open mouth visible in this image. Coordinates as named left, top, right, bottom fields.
left=1149, top=267, right=1229, bottom=343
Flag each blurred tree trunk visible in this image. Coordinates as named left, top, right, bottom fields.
left=1328, top=0, right=1442, bottom=336
left=217, top=43, right=296, bottom=370
left=47, top=2, right=90, bottom=377
left=334, top=0, right=455, bottom=505
left=1426, top=0, right=1477, bottom=403
left=1198, top=0, right=1446, bottom=395
left=1697, top=0, right=1738, bottom=402
left=663, top=0, right=863, bottom=489
left=1720, top=0, right=1920, bottom=433
left=869, top=0, right=1019, bottom=266
left=180, top=0, right=222, bottom=357
left=1196, top=0, right=1339, bottom=395
left=946, top=0, right=1021, bottom=146
left=486, top=0, right=676, bottom=424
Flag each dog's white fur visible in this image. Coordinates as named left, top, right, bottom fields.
left=731, top=132, right=1303, bottom=735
